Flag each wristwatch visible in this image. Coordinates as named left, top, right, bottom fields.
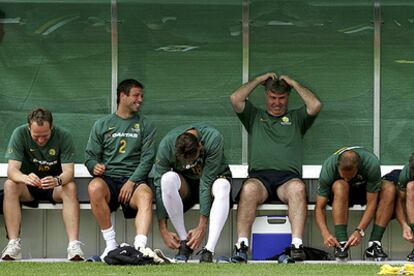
left=55, top=176, right=63, bottom=186
left=354, top=227, right=365, bottom=237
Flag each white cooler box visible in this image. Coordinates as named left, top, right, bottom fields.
left=251, top=216, right=292, bottom=260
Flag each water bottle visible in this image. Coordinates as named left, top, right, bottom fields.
left=278, top=254, right=295, bottom=264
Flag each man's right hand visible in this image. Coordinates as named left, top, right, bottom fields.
left=160, top=228, right=180, bottom=249
left=25, top=173, right=41, bottom=187
left=93, top=163, right=106, bottom=176
left=402, top=224, right=414, bottom=242
left=323, top=232, right=340, bottom=248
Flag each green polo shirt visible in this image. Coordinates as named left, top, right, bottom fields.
left=317, top=146, right=381, bottom=198
left=237, top=100, right=317, bottom=176
left=153, top=123, right=231, bottom=219
left=5, top=124, right=74, bottom=178
left=85, top=113, right=156, bottom=183
left=397, top=163, right=411, bottom=191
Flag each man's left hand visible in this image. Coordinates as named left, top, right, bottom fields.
left=118, top=180, right=135, bottom=204
left=40, top=176, right=58, bottom=189
left=187, top=226, right=206, bottom=250
left=345, top=230, right=362, bottom=248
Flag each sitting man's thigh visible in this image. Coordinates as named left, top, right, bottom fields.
left=276, top=178, right=305, bottom=203
left=129, top=183, right=153, bottom=210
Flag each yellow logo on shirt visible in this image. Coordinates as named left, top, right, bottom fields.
left=49, top=148, right=56, bottom=156
left=280, top=116, right=291, bottom=126
left=131, top=123, right=141, bottom=133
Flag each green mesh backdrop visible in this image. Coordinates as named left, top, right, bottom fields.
left=0, top=0, right=413, bottom=165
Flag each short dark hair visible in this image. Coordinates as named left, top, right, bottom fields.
left=264, top=78, right=292, bottom=94
left=337, top=150, right=361, bottom=171
left=409, top=153, right=414, bottom=180
left=27, top=108, right=53, bottom=127
left=175, top=132, right=199, bottom=162
left=116, top=79, right=144, bottom=105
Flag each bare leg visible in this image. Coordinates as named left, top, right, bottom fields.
left=375, top=180, right=396, bottom=227
left=129, top=183, right=153, bottom=236
left=277, top=179, right=307, bottom=239
left=88, top=177, right=111, bottom=229
left=3, top=180, right=34, bottom=240
left=406, top=182, right=414, bottom=224
left=331, top=180, right=350, bottom=226
left=236, top=179, right=268, bottom=239
left=53, top=181, right=80, bottom=242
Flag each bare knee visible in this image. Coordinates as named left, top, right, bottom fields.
left=287, top=180, right=306, bottom=195
left=88, top=178, right=109, bottom=202
left=332, top=180, right=349, bottom=201
left=61, top=181, right=77, bottom=198
left=130, top=184, right=153, bottom=210
left=3, top=179, right=19, bottom=195
left=380, top=181, right=397, bottom=203
left=407, top=181, right=414, bottom=199
left=240, top=180, right=266, bottom=204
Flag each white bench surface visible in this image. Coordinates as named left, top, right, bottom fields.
left=0, top=164, right=404, bottom=178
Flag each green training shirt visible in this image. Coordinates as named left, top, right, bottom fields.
left=153, top=123, right=231, bottom=219
left=397, top=163, right=410, bottom=191
left=85, top=113, right=156, bottom=183
left=5, top=124, right=75, bottom=178
left=317, top=146, right=382, bottom=198
left=237, top=100, right=317, bottom=176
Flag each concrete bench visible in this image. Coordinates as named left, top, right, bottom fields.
left=1, top=163, right=403, bottom=212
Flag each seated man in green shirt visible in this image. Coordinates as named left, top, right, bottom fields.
left=315, top=146, right=397, bottom=261
left=85, top=79, right=156, bottom=261
left=153, top=124, right=232, bottom=263
left=395, top=153, right=414, bottom=261
left=2, top=108, right=84, bottom=261
left=230, top=72, right=321, bottom=262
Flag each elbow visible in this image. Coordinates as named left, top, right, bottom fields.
left=230, top=93, right=237, bottom=105
left=309, top=100, right=322, bottom=116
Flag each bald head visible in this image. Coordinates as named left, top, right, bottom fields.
left=337, top=150, right=361, bottom=182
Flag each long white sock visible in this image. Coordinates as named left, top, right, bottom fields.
left=134, top=234, right=148, bottom=249
left=205, top=178, right=231, bottom=253
left=101, top=226, right=118, bottom=249
left=161, top=171, right=187, bottom=241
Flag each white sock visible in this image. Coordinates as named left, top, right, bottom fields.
left=237, top=237, right=249, bottom=248
left=101, top=226, right=118, bottom=249
left=161, top=171, right=187, bottom=241
left=134, top=234, right=148, bottom=249
left=205, top=178, right=231, bottom=253
left=291, top=237, right=303, bottom=248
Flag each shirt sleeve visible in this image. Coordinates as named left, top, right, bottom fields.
left=84, top=121, right=102, bottom=176
left=317, top=157, right=336, bottom=198
left=297, top=105, right=318, bottom=135
left=60, top=129, right=75, bottom=164
left=153, top=139, right=173, bottom=219
left=365, top=157, right=381, bottom=193
left=5, top=127, right=25, bottom=161
left=129, top=120, right=156, bottom=183
left=398, top=164, right=410, bottom=191
left=236, top=100, right=257, bottom=132
left=198, top=132, right=226, bottom=217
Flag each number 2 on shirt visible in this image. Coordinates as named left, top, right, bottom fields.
left=119, top=139, right=127, bottom=153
